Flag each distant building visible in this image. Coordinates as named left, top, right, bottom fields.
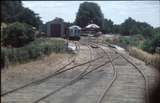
left=46, top=17, right=65, bottom=37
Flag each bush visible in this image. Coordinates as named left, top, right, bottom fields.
left=1, top=38, right=64, bottom=68
left=3, top=22, right=35, bottom=47
left=142, top=32, right=160, bottom=53
left=104, top=35, right=145, bottom=49
left=118, top=35, right=144, bottom=48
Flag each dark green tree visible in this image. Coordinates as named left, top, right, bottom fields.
left=112, top=24, right=120, bottom=34
left=103, top=19, right=114, bottom=33
left=1, top=1, right=22, bottom=22
left=119, top=17, right=153, bottom=36
left=75, top=2, right=104, bottom=28
left=1, top=1, right=42, bottom=29
left=129, top=26, right=140, bottom=35
left=142, top=30, right=160, bottom=53
left=18, top=7, right=42, bottom=29
left=141, top=27, right=154, bottom=37
left=120, top=17, right=136, bottom=35
left=3, top=22, right=35, bottom=47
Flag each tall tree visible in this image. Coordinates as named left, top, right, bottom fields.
left=18, top=7, right=42, bottom=29
left=75, top=2, right=104, bottom=28
left=103, top=19, right=114, bottom=33
left=120, top=17, right=136, bottom=35
left=1, top=1, right=42, bottom=29
left=1, top=1, right=22, bottom=22
left=119, top=17, right=153, bottom=36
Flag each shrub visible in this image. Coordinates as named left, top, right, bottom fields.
left=119, top=36, right=130, bottom=44
left=1, top=38, right=64, bottom=68
left=117, top=35, right=144, bottom=48
left=3, top=22, right=35, bottom=47
left=142, top=32, right=160, bottom=53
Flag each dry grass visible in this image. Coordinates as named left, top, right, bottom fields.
left=1, top=53, right=70, bottom=82
left=129, top=47, right=160, bottom=69
left=1, top=53, right=72, bottom=93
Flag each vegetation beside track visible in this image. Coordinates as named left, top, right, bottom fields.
left=103, top=37, right=160, bottom=69
left=1, top=38, right=65, bottom=68
left=128, top=47, right=160, bottom=69
left=102, top=27, right=160, bottom=69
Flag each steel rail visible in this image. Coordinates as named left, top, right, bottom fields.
left=33, top=55, right=119, bottom=103
left=1, top=43, right=101, bottom=97
left=100, top=42, right=149, bottom=103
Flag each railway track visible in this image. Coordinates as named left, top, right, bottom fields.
left=2, top=41, right=118, bottom=103
left=87, top=42, right=118, bottom=103
left=95, top=42, right=149, bottom=103
left=92, top=44, right=118, bottom=103
left=32, top=43, right=120, bottom=103
left=2, top=38, right=148, bottom=103
left=32, top=41, right=149, bottom=103
left=1, top=41, right=80, bottom=96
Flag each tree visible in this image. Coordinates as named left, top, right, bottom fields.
left=1, top=1, right=42, bottom=29
left=120, top=17, right=136, bottom=35
left=1, top=1, right=22, bottom=22
left=3, top=22, right=35, bottom=47
left=112, top=24, right=120, bottom=33
left=18, top=7, right=42, bottom=29
left=129, top=26, right=140, bottom=35
left=75, top=2, right=104, bottom=28
left=103, top=19, right=113, bottom=33
left=140, top=27, right=160, bottom=53
left=119, top=17, right=153, bottom=36
left=142, top=27, right=154, bottom=37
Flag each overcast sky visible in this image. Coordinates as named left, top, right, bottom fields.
left=22, top=1, right=160, bottom=27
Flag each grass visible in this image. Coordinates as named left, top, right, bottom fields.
left=103, top=35, right=160, bottom=69
left=129, top=47, right=160, bottom=69
left=104, top=34, right=144, bottom=49
left=1, top=38, right=65, bottom=68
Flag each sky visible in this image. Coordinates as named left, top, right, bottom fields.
left=22, top=1, right=160, bottom=27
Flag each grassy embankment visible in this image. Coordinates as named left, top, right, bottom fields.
left=129, top=47, right=160, bottom=69
left=1, top=38, right=65, bottom=68
left=103, top=35, right=160, bottom=69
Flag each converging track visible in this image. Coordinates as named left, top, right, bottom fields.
left=1, top=41, right=78, bottom=97
left=1, top=37, right=154, bottom=103
left=32, top=42, right=119, bottom=103
left=98, top=43, right=149, bottom=103
left=89, top=41, right=149, bottom=103
left=81, top=37, right=149, bottom=103
left=2, top=40, right=120, bottom=103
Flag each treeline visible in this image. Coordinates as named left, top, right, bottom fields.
left=75, top=2, right=160, bottom=54
left=102, top=17, right=155, bottom=37
left=104, top=17, right=160, bottom=54
left=1, top=1, right=43, bottom=47
left=1, top=1, right=42, bottom=29
left=103, top=17, right=160, bottom=53
left=74, top=2, right=158, bottom=36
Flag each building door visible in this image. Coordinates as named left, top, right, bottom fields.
left=51, top=24, right=61, bottom=37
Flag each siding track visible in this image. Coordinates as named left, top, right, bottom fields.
left=97, top=42, right=149, bottom=103
left=32, top=43, right=119, bottom=103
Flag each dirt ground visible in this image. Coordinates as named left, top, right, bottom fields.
left=1, top=40, right=159, bottom=103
